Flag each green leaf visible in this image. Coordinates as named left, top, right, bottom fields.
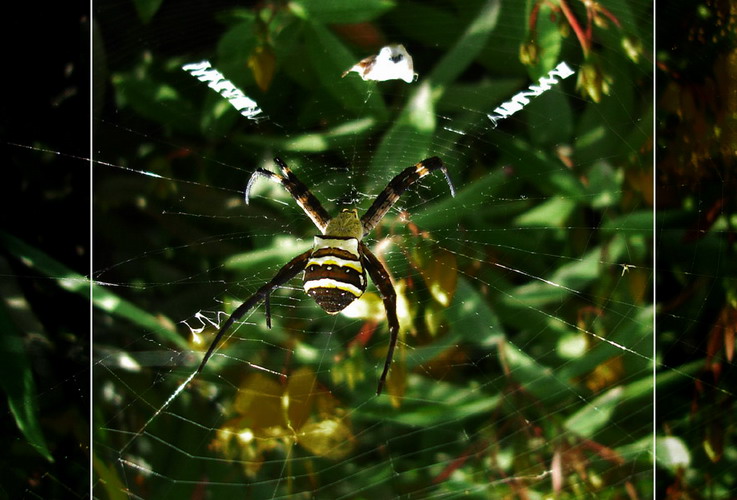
left=358, top=377, right=501, bottom=427
left=304, top=21, right=387, bottom=117
left=0, top=232, right=185, bottom=349
left=502, top=339, right=575, bottom=404
left=526, top=1, right=562, bottom=78
left=601, top=209, right=654, bottom=234
left=132, top=0, right=164, bottom=24
left=410, top=168, right=508, bottom=230
left=93, top=453, right=128, bottom=500
left=524, top=88, right=573, bottom=146
left=224, top=237, right=313, bottom=274
left=0, top=259, right=54, bottom=462
left=514, top=197, right=577, bottom=227
left=445, top=277, right=504, bottom=347
left=564, top=386, right=624, bottom=438
left=585, top=160, right=623, bottom=209
left=290, top=0, right=395, bottom=24
left=427, top=0, right=501, bottom=87
left=112, top=57, right=198, bottom=135
left=367, top=80, right=437, bottom=190
left=237, top=116, right=377, bottom=152
left=502, top=138, right=585, bottom=198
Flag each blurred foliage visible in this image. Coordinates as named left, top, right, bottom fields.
left=656, top=0, right=737, bottom=498
left=89, top=0, right=653, bottom=498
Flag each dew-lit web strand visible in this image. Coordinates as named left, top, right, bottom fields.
left=450, top=248, right=652, bottom=361
left=377, top=227, right=653, bottom=364
left=115, top=354, right=643, bottom=496
left=431, top=246, right=729, bottom=396
left=8, top=141, right=243, bottom=197
left=4, top=144, right=278, bottom=285
left=382, top=260, right=653, bottom=449
left=110, top=56, right=653, bottom=491
left=113, top=395, right=406, bottom=492
left=112, top=318, right=652, bottom=494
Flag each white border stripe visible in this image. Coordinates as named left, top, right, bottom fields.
left=307, top=255, right=363, bottom=272
left=303, top=278, right=363, bottom=297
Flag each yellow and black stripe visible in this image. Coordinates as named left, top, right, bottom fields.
left=303, top=236, right=367, bottom=314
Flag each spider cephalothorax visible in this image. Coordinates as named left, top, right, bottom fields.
left=197, top=156, right=455, bottom=394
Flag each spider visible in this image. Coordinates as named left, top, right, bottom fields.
left=197, top=156, right=456, bottom=394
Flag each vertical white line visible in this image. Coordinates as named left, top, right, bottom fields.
left=88, top=0, right=94, bottom=495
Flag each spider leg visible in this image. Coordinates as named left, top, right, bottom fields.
left=197, top=249, right=312, bottom=373
left=264, top=295, right=272, bottom=329
left=361, top=156, right=455, bottom=236
left=245, top=158, right=331, bottom=233
left=360, top=242, right=399, bottom=395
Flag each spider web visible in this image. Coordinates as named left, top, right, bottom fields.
left=86, top=0, right=656, bottom=498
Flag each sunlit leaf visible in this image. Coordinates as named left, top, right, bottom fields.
left=233, top=373, right=286, bottom=432
left=286, top=367, right=318, bottom=430
left=248, top=45, right=276, bottom=91
left=424, top=249, right=458, bottom=307
left=655, top=436, right=691, bottom=470
left=299, top=418, right=355, bottom=460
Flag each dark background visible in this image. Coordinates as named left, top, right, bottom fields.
left=1, top=3, right=90, bottom=498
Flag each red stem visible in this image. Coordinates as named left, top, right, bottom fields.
left=558, top=0, right=591, bottom=55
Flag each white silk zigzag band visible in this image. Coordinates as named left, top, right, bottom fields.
left=487, top=62, right=575, bottom=128
left=182, top=61, right=264, bottom=120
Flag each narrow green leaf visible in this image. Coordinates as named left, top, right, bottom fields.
left=290, top=0, right=395, bottom=24
left=0, top=232, right=185, bottom=349
left=0, top=259, right=53, bottom=462
left=502, top=138, right=585, bottom=198
left=224, top=237, right=313, bottom=274
left=427, top=0, right=501, bottom=87
left=526, top=1, right=562, bottom=78
left=367, top=80, right=436, bottom=191
left=445, top=278, right=504, bottom=347
left=601, top=210, right=654, bottom=234
left=585, top=160, right=623, bottom=209
left=564, top=386, right=624, bottom=438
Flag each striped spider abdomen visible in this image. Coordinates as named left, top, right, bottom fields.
left=303, top=236, right=367, bottom=314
